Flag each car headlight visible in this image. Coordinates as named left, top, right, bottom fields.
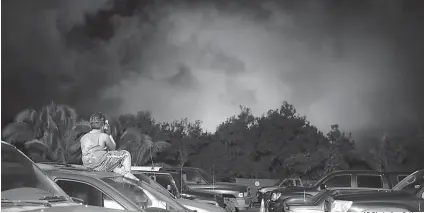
left=331, top=200, right=352, bottom=212
left=271, top=192, right=282, bottom=201
left=238, top=193, right=244, bottom=198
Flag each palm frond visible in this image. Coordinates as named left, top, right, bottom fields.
left=119, top=127, right=148, bottom=148
left=1, top=122, right=34, bottom=145
left=14, top=109, right=38, bottom=125
left=151, top=141, right=171, bottom=152
left=24, top=139, right=49, bottom=153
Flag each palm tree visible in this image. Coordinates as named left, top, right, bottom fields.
left=1, top=102, right=84, bottom=163
left=118, top=127, right=171, bottom=166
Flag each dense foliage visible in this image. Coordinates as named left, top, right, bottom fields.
left=2, top=101, right=423, bottom=180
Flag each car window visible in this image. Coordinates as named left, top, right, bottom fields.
left=295, top=180, right=302, bottom=186
left=102, top=177, right=187, bottom=212
left=1, top=144, right=69, bottom=202
left=357, top=175, right=383, bottom=188
left=139, top=173, right=178, bottom=198
left=280, top=180, right=294, bottom=187
left=324, top=175, right=351, bottom=188
left=151, top=174, right=179, bottom=197
left=400, top=179, right=423, bottom=195
left=171, top=173, right=189, bottom=193
left=55, top=179, right=124, bottom=210
left=183, top=170, right=206, bottom=184
left=397, top=175, right=408, bottom=182
left=393, top=171, right=424, bottom=193
left=104, top=194, right=126, bottom=210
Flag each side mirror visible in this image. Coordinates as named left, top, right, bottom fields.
left=167, top=185, right=172, bottom=191
left=320, top=184, right=326, bottom=190
left=71, top=197, right=85, bottom=204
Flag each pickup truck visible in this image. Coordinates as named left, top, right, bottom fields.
left=330, top=170, right=424, bottom=212
left=266, top=170, right=410, bottom=212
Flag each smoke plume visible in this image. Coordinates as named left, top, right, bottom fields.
left=2, top=0, right=424, bottom=135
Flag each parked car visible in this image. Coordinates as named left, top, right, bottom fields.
left=163, top=167, right=253, bottom=211
left=1, top=141, right=124, bottom=212
left=283, top=189, right=335, bottom=212
left=330, top=170, right=424, bottom=212
left=130, top=168, right=226, bottom=212
left=132, top=168, right=227, bottom=210
left=36, top=162, right=189, bottom=212
left=257, top=178, right=303, bottom=203
left=267, top=170, right=410, bottom=212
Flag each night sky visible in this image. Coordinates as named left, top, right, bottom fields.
left=2, top=0, right=424, bottom=135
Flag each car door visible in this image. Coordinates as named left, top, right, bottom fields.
left=54, top=179, right=127, bottom=211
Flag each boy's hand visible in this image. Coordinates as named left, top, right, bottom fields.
left=103, top=123, right=112, bottom=135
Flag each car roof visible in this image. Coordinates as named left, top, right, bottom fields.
left=164, top=167, right=200, bottom=171
left=328, top=170, right=386, bottom=175
left=36, top=163, right=123, bottom=179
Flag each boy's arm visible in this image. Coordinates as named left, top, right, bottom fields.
left=101, top=133, right=116, bottom=150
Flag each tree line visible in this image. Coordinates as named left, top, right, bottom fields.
left=2, top=101, right=423, bottom=181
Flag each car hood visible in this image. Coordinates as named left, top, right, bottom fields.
left=274, top=186, right=311, bottom=193
left=185, top=189, right=220, bottom=198
left=2, top=203, right=124, bottom=212
left=177, top=199, right=226, bottom=212
left=27, top=205, right=127, bottom=212
left=213, top=182, right=248, bottom=191
left=258, top=186, right=279, bottom=192
left=190, top=182, right=248, bottom=192
left=334, top=190, right=407, bottom=201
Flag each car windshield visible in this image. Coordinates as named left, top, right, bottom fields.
left=311, top=175, right=329, bottom=188
left=135, top=172, right=179, bottom=199
left=274, top=179, right=285, bottom=186
left=171, top=173, right=189, bottom=193
left=143, top=173, right=180, bottom=198
left=196, top=168, right=213, bottom=184
left=1, top=143, right=69, bottom=201
left=101, top=177, right=187, bottom=212
left=392, top=170, right=424, bottom=194
left=311, top=190, right=330, bottom=203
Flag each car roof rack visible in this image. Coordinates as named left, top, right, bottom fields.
left=37, top=162, right=93, bottom=171
left=131, top=166, right=163, bottom=172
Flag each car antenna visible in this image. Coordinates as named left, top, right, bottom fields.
left=212, top=164, right=215, bottom=192
left=149, top=146, right=157, bottom=178
left=181, top=165, right=184, bottom=194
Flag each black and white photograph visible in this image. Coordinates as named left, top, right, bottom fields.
left=1, top=0, right=424, bottom=212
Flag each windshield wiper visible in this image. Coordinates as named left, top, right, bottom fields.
left=1, top=198, right=52, bottom=207
left=39, top=195, right=68, bottom=202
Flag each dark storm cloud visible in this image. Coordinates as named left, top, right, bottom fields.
left=2, top=0, right=424, bottom=135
